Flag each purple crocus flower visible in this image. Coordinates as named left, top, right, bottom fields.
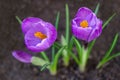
left=12, top=50, right=32, bottom=63
left=72, top=7, right=102, bottom=42
left=22, top=17, right=57, bottom=52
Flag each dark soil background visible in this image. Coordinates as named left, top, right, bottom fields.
left=0, top=0, right=120, bottom=80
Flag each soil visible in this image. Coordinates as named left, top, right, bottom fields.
left=0, top=0, right=120, bottom=80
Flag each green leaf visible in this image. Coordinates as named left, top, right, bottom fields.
left=67, top=49, right=79, bottom=65
left=31, top=56, right=49, bottom=66
left=65, top=4, right=70, bottom=44
left=61, top=35, right=67, bottom=46
left=94, top=3, right=100, bottom=15
left=41, top=63, right=50, bottom=71
left=97, top=33, right=119, bottom=69
left=51, top=46, right=66, bottom=69
left=15, top=16, right=22, bottom=24
left=61, top=35, right=70, bottom=66
left=40, top=52, right=50, bottom=62
left=52, top=46, right=55, bottom=61
left=53, top=46, right=66, bottom=64
left=87, top=40, right=96, bottom=56
left=97, top=52, right=120, bottom=69
left=103, top=33, right=119, bottom=59
left=73, top=37, right=82, bottom=60
left=53, top=42, right=61, bottom=49
left=52, top=11, right=60, bottom=61
left=102, top=13, right=116, bottom=29
left=55, top=12, right=60, bottom=30
left=68, top=36, right=74, bottom=50
left=106, top=52, right=120, bottom=62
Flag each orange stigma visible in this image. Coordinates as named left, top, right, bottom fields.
left=34, top=32, right=47, bottom=40
left=80, top=20, right=88, bottom=28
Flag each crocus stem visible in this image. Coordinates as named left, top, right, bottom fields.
left=63, top=50, right=70, bottom=66
left=49, top=64, right=57, bottom=75
left=65, top=4, right=70, bottom=44
left=96, top=62, right=103, bottom=69
left=15, top=16, right=22, bottom=24
left=40, top=52, right=50, bottom=63
left=52, top=45, right=55, bottom=61
left=79, top=48, right=88, bottom=72
left=49, top=46, right=66, bottom=75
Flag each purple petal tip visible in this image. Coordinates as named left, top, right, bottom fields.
left=12, top=50, right=32, bottom=63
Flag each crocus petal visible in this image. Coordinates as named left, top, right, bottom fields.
left=21, top=17, right=44, bottom=34
left=25, top=20, right=57, bottom=52
left=87, top=19, right=102, bottom=42
left=85, top=13, right=97, bottom=27
left=75, top=7, right=92, bottom=19
left=12, top=50, right=32, bottom=63
left=72, top=19, right=93, bottom=41
left=72, top=7, right=102, bottom=42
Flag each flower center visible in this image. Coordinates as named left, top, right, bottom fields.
left=34, top=32, right=47, bottom=40
left=80, top=20, right=88, bottom=28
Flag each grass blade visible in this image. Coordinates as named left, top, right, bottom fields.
left=94, top=3, right=100, bottom=15
left=69, top=36, right=74, bottom=50
left=52, top=12, right=60, bottom=61
left=65, top=4, right=70, bottom=44
left=15, top=16, right=22, bottom=24
left=41, top=63, right=50, bottom=71
left=41, top=52, right=50, bottom=62
left=106, top=52, right=120, bottom=62
left=51, top=46, right=66, bottom=71
left=103, top=33, right=119, bottom=59
left=97, top=52, right=120, bottom=69
left=55, top=12, right=60, bottom=30
left=73, top=37, right=82, bottom=60
left=102, top=13, right=116, bottom=29
left=67, top=49, right=79, bottom=64
left=54, top=42, right=61, bottom=48
left=52, top=46, right=55, bottom=62
left=87, top=40, right=96, bottom=56
left=53, top=46, right=66, bottom=65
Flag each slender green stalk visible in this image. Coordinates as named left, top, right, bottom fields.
left=49, top=46, right=66, bottom=75
left=65, top=4, right=70, bottom=44
left=67, top=49, right=79, bottom=64
left=102, top=13, right=116, bottom=29
left=40, top=63, right=50, bottom=71
left=103, top=33, right=119, bottom=59
left=63, top=49, right=70, bottom=66
left=52, top=47, right=55, bottom=62
left=87, top=40, right=96, bottom=57
left=41, top=52, right=50, bottom=63
left=55, top=12, right=60, bottom=30
left=52, top=12, right=60, bottom=61
left=97, top=33, right=119, bottom=69
left=61, top=35, right=69, bottom=66
left=73, top=37, right=82, bottom=62
left=68, top=36, right=74, bottom=50
left=94, top=3, right=100, bottom=15
left=61, top=4, right=70, bottom=66
left=96, top=53, right=119, bottom=69
left=54, top=42, right=61, bottom=49
left=15, top=16, right=22, bottom=24
left=79, top=48, right=88, bottom=72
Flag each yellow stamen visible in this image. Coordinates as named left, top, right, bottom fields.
left=34, top=32, right=47, bottom=40
left=80, top=20, right=88, bottom=28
